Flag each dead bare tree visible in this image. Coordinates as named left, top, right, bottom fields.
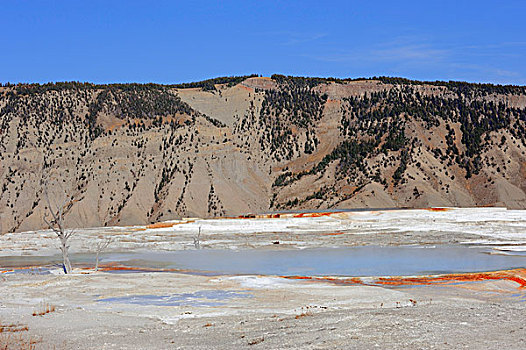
left=31, top=141, right=76, bottom=274
left=94, top=237, right=112, bottom=271
left=43, top=187, right=75, bottom=274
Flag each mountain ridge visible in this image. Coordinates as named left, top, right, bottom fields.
left=1, top=75, right=525, bottom=233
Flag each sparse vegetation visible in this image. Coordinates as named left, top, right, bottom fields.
left=1, top=76, right=525, bottom=233
left=32, top=302, right=56, bottom=317
left=170, top=75, right=259, bottom=91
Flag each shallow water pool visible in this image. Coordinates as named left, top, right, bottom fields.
left=107, top=246, right=526, bottom=277
left=3, top=245, right=524, bottom=277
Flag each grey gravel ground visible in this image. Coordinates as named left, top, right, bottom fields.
left=1, top=271, right=525, bottom=349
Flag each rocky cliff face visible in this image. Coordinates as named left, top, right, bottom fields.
left=1, top=76, right=525, bottom=233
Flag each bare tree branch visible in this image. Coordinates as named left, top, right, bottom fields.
left=95, top=237, right=112, bottom=271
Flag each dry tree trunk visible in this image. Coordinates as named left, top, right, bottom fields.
left=60, top=236, right=73, bottom=274
left=43, top=187, right=74, bottom=274
left=193, top=226, right=201, bottom=249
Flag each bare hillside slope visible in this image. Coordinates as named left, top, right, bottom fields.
left=1, top=76, right=525, bottom=233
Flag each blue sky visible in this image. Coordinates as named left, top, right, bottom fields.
left=1, top=1, right=525, bottom=85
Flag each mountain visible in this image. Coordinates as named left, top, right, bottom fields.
left=1, top=75, right=525, bottom=233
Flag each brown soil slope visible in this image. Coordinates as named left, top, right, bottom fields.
left=1, top=76, right=525, bottom=233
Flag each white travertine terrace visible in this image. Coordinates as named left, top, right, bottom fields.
left=1, top=207, right=525, bottom=256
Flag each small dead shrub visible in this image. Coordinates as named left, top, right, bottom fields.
left=0, top=321, right=39, bottom=350
left=0, top=333, right=39, bottom=349
left=248, top=337, right=264, bottom=346
left=0, top=323, right=29, bottom=333
left=32, top=302, right=56, bottom=317
left=295, top=311, right=313, bottom=319
left=295, top=306, right=314, bottom=319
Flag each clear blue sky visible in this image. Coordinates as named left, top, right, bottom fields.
left=1, top=1, right=525, bottom=85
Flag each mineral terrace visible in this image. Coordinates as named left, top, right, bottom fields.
left=1, top=208, right=525, bottom=349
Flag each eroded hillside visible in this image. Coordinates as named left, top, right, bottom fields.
left=1, top=76, right=526, bottom=233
